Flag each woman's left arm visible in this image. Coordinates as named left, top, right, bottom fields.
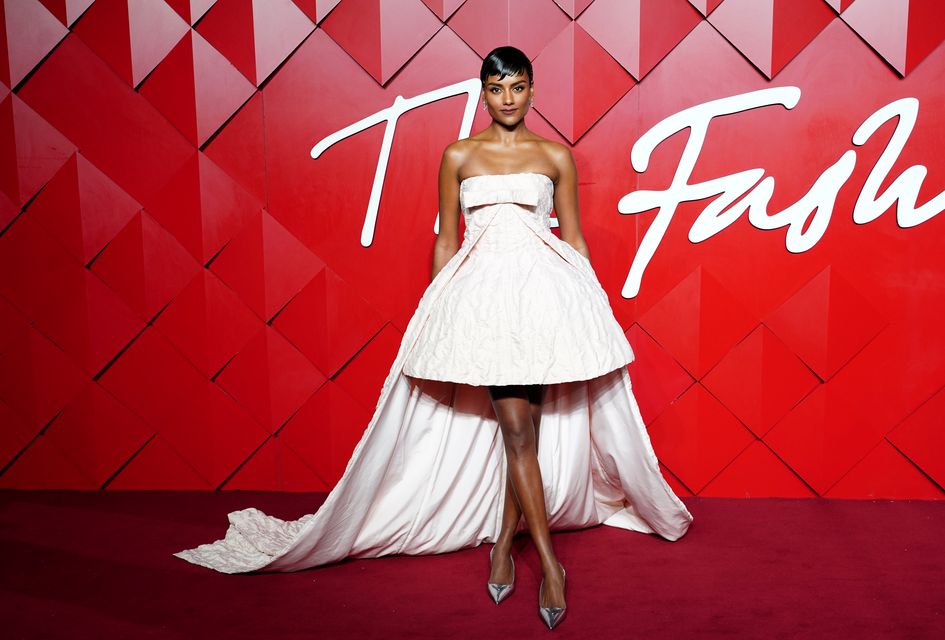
left=551, top=145, right=591, bottom=262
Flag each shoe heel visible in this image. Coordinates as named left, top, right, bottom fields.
left=538, top=562, right=567, bottom=630
left=487, top=546, right=515, bottom=605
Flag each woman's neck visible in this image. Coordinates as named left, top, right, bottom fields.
left=486, top=120, right=532, bottom=146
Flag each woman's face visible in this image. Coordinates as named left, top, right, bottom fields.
left=482, top=71, right=533, bottom=122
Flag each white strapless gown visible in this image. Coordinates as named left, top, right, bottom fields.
left=173, top=172, right=693, bottom=573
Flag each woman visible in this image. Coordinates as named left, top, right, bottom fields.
left=175, top=46, right=692, bottom=632
left=425, top=46, right=583, bottom=626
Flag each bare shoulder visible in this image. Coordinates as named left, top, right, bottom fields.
left=442, top=138, right=474, bottom=163
left=538, top=139, right=573, bottom=164
left=440, top=138, right=476, bottom=177
left=535, top=139, right=575, bottom=182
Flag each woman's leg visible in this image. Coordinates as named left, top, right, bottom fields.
left=490, top=384, right=544, bottom=583
left=488, top=384, right=564, bottom=608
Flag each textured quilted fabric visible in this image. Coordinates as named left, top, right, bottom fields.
left=172, top=172, right=692, bottom=575
left=403, top=172, right=634, bottom=385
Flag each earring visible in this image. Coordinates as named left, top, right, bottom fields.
left=482, top=102, right=487, bottom=111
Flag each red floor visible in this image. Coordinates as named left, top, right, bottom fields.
left=2, top=491, right=943, bottom=639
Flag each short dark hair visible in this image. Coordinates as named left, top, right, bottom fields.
left=480, top=46, right=532, bottom=85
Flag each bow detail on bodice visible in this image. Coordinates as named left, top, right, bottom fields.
left=462, top=187, right=542, bottom=209
left=459, top=172, right=554, bottom=213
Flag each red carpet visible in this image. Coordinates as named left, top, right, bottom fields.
left=2, top=491, right=942, bottom=639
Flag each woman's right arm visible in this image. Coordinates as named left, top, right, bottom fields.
left=431, top=143, right=464, bottom=281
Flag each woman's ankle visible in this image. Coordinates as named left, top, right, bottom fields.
left=540, top=557, right=562, bottom=574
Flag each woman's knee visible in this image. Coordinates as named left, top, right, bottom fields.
left=489, top=385, right=539, bottom=455
left=499, top=414, right=536, bottom=456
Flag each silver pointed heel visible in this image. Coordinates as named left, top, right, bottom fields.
left=538, top=562, right=567, bottom=630
left=487, top=546, right=515, bottom=604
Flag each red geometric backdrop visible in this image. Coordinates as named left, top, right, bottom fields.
left=1, top=0, right=943, bottom=499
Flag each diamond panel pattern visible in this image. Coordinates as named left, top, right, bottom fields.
left=421, top=0, right=466, bottom=21
left=215, top=325, right=328, bottom=432
left=764, top=381, right=891, bottom=494
left=279, top=381, right=373, bottom=486
left=147, top=151, right=262, bottom=264
left=531, top=21, right=636, bottom=143
left=106, top=435, right=212, bottom=489
left=700, top=440, right=815, bottom=497
left=332, top=322, right=402, bottom=412
left=203, top=92, right=267, bottom=203
left=29, top=153, right=142, bottom=266
left=97, top=327, right=208, bottom=429
left=139, top=30, right=255, bottom=147
left=322, top=0, right=441, bottom=85
left=708, top=0, right=835, bottom=78
left=687, top=0, right=723, bottom=16
left=208, top=209, right=325, bottom=321
left=159, top=378, right=270, bottom=486
left=0, top=0, right=67, bottom=88
left=887, top=386, right=945, bottom=490
left=0, top=93, right=75, bottom=207
left=271, top=267, right=386, bottom=378
left=17, top=34, right=196, bottom=211
left=290, top=0, right=343, bottom=24
left=647, top=382, right=756, bottom=493
left=165, top=0, right=218, bottom=25
left=824, top=0, right=856, bottom=13
left=197, top=0, right=315, bottom=86
left=0, top=217, right=144, bottom=375
left=841, top=0, right=945, bottom=75
left=553, top=0, right=594, bottom=19
left=555, top=0, right=594, bottom=18
left=0, top=0, right=941, bottom=498
left=448, top=0, right=570, bottom=59
left=625, top=323, right=695, bottom=425
left=38, top=0, right=95, bottom=27
left=44, top=381, right=153, bottom=486
left=638, top=266, right=757, bottom=380
left=825, top=439, right=944, bottom=499
left=578, top=0, right=702, bottom=80
left=702, top=325, right=820, bottom=438
left=72, top=0, right=190, bottom=88
left=0, top=326, right=87, bottom=432
left=764, top=266, right=887, bottom=382
left=89, top=211, right=202, bottom=322
left=0, top=434, right=95, bottom=489
left=153, top=269, right=262, bottom=378
left=223, top=435, right=331, bottom=491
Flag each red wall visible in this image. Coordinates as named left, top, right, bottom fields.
left=1, top=0, right=943, bottom=498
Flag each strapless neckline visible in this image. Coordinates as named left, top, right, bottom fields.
left=460, top=172, right=554, bottom=188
